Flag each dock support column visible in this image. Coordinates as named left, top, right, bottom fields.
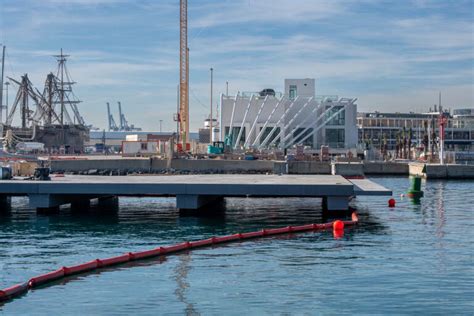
left=71, top=199, right=91, bottom=212
left=97, top=196, right=119, bottom=212
left=29, top=194, right=65, bottom=214
left=0, top=195, right=11, bottom=213
left=322, top=196, right=349, bottom=211
left=176, top=195, right=223, bottom=211
left=37, top=206, right=60, bottom=214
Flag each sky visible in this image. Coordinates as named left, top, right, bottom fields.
left=0, top=0, right=473, bottom=131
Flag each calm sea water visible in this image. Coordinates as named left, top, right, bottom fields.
left=0, top=177, right=473, bottom=315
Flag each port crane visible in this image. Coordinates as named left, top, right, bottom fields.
left=106, top=102, right=118, bottom=131
left=105, top=101, right=140, bottom=131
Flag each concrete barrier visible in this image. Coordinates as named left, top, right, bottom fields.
left=446, top=164, right=474, bottom=179
left=51, top=158, right=274, bottom=174
left=51, top=158, right=150, bottom=173
left=363, top=162, right=408, bottom=175
left=287, top=161, right=331, bottom=174
left=331, top=162, right=364, bottom=177
left=409, top=162, right=474, bottom=179
left=152, top=159, right=274, bottom=173
left=273, top=162, right=287, bottom=174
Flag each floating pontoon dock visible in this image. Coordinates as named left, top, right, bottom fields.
left=0, top=175, right=391, bottom=212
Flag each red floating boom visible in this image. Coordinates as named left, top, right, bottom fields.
left=0, top=213, right=358, bottom=303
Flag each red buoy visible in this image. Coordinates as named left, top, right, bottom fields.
left=333, top=220, right=344, bottom=231
left=388, top=198, right=396, bottom=207
left=333, top=229, right=344, bottom=239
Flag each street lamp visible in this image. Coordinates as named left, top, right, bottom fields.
left=210, top=67, right=213, bottom=144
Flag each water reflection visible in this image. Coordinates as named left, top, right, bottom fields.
left=173, top=254, right=199, bottom=316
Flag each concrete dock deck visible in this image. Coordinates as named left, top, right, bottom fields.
left=0, top=175, right=391, bottom=212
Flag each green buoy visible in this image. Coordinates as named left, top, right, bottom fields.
left=407, top=176, right=424, bottom=198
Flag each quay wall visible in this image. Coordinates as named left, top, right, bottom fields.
left=50, top=157, right=472, bottom=178
left=51, top=158, right=151, bottom=173
left=363, top=162, right=408, bottom=175
left=51, top=158, right=274, bottom=174
left=409, top=163, right=474, bottom=179
left=287, top=161, right=331, bottom=174
left=286, top=161, right=408, bottom=175
left=151, top=159, right=274, bottom=172
left=332, top=162, right=364, bottom=176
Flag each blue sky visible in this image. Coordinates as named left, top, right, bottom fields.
left=1, top=0, right=473, bottom=131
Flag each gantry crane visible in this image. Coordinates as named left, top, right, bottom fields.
left=178, top=0, right=189, bottom=149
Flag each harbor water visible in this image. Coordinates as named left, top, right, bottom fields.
left=0, top=177, right=473, bottom=315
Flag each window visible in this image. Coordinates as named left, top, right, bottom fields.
left=224, top=126, right=246, bottom=147
left=326, top=106, right=345, bottom=126
left=326, top=128, right=345, bottom=148
left=141, top=142, right=148, bottom=150
left=289, top=85, right=297, bottom=100
left=292, top=128, right=313, bottom=147
left=260, top=126, right=280, bottom=146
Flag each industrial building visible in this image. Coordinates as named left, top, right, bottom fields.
left=220, top=79, right=358, bottom=150
left=87, top=130, right=198, bottom=153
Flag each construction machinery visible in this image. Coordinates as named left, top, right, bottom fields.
left=177, top=0, right=190, bottom=151
left=207, top=141, right=225, bottom=155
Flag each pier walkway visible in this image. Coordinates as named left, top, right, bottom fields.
left=0, top=175, right=391, bottom=212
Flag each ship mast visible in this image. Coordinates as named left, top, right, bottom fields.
left=52, top=49, right=84, bottom=126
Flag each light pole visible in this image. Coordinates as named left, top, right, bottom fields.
left=210, top=67, right=213, bottom=143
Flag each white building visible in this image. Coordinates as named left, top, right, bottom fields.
left=220, top=79, right=358, bottom=150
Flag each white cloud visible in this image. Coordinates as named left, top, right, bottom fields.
left=2, top=0, right=472, bottom=130
left=358, top=84, right=474, bottom=112
left=191, top=0, right=345, bottom=28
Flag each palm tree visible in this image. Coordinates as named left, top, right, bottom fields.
left=408, top=128, right=413, bottom=160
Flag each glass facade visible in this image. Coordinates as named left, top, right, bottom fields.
left=326, top=128, right=345, bottom=148
left=224, top=126, right=246, bottom=147
left=326, top=106, right=345, bottom=126
left=292, top=128, right=313, bottom=147
left=260, top=127, right=280, bottom=146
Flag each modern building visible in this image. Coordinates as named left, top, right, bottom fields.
left=357, top=109, right=474, bottom=152
left=220, top=79, right=358, bottom=150
left=453, top=108, right=474, bottom=118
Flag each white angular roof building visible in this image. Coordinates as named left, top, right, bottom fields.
left=220, top=78, right=357, bottom=150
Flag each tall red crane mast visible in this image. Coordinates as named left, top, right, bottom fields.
left=178, top=0, right=190, bottom=149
